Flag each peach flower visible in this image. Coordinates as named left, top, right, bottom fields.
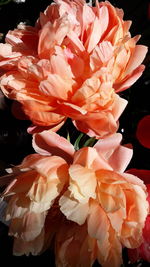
left=34, top=131, right=148, bottom=265
left=0, top=0, right=147, bottom=137
left=1, top=130, right=148, bottom=266
left=58, top=133, right=149, bottom=266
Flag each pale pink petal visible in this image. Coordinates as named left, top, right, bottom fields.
left=33, top=130, right=74, bottom=162
left=98, top=6, right=109, bottom=37
left=94, top=133, right=122, bottom=159
left=86, top=17, right=102, bottom=53
left=67, top=30, right=85, bottom=52
left=125, top=45, right=148, bottom=76
left=82, top=4, right=95, bottom=34
left=108, top=144, right=133, bottom=172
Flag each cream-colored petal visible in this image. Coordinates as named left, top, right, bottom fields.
left=69, top=164, right=97, bottom=202
left=59, top=192, right=89, bottom=225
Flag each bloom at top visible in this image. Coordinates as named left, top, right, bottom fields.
left=0, top=0, right=147, bottom=138
left=0, top=131, right=148, bottom=266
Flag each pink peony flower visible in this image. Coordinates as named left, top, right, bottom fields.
left=1, top=131, right=148, bottom=266
left=0, top=0, right=147, bottom=137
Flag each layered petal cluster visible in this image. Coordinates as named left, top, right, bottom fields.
left=127, top=169, right=150, bottom=263
left=0, top=0, right=147, bottom=137
left=1, top=131, right=148, bottom=266
left=59, top=133, right=149, bottom=266
left=1, top=150, right=71, bottom=255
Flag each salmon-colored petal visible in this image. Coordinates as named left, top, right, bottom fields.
left=22, top=100, right=65, bottom=126
left=27, top=119, right=65, bottom=134
left=98, top=183, right=126, bottom=214
left=38, top=18, right=70, bottom=58
left=97, top=227, right=122, bottom=267
left=120, top=186, right=148, bottom=248
left=33, top=130, right=74, bottom=162
left=114, top=65, right=145, bottom=92
left=98, top=191, right=121, bottom=213
left=90, top=41, right=113, bottom=71
left=74, top=111, right=118, bottom=139
left=72, top=76, right=100, bottom=104
left=39, top=74, right=73, bottom=100
left=112, top=94, right=128, bottom=121
left=88, top=199, right=109, bottom=242
left=60, top=102, right=87, bottom=116
left=50, top=53, right=73, bottom=79
left=96, top=170, right=126, bottom=184
left=108, top=208, right=126, bottom=234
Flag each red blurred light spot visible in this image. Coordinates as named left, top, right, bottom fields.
left=136, top=115, right=150, bottom=149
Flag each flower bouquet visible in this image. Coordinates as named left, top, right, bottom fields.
left=0, top=0, right=149, bottom=266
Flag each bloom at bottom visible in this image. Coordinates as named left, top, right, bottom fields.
left=0, top=131, right=149, bottom=266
